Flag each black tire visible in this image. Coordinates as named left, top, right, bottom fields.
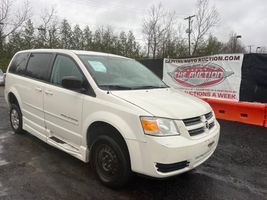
left=10, top=103, right=24, bottom=134
left=91, top=135, right=131, bottom=188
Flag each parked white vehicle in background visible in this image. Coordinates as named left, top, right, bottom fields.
left=0, top=69, right=5, bottom=86
left=4, top=49, right=220, bottom=188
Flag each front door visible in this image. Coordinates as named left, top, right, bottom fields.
left=44, top=54, right=85, bottom=148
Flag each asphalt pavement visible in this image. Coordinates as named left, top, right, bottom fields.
left=0, top=86, right=266, bottom=200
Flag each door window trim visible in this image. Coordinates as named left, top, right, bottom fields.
left=8, top=52, right=31, bottom=76
left=48, top=53, right=96, bottom=97
left=24, top=52, right=56, bottom=82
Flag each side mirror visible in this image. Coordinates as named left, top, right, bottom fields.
left=62, top=76, right=86, bottom=93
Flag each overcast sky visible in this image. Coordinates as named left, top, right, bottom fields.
left=26, top=0, right=267, bottom=52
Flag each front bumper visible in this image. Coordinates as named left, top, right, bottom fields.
left=127, top=120, right=220, bottom=178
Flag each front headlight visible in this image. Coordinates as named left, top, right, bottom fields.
left=140, top=117, right=180, bottom=136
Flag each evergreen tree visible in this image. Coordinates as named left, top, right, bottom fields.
left=7, top=32, right=24, bottom=56
left=48, top=23, right=60, bottom=48
left=22, top=19, right=35, bottom=49
left=118, top=31, right=127, bottom=55
left=83, top=26, right=93, bottom=50
left=72, top=24, right=84, bottom=49
left=126, top=31, right=138, bottom=57
left=60, top=19, right=73, bottom=49
left=36, top=25, right=47, bottom=48
left=102, top=27, right=114, bottom=53
left=93, top=27, right=103, bottom=52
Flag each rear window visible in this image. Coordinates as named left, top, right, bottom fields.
left=9, top=53, right=29, bottom=75
left=25, top=53, right=54, bottom=81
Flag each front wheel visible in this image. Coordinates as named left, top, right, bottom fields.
left=10, top=104, right=24, bottom=134
left=91, top=135, right=131, bottom=188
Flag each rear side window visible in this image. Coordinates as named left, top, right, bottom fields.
left=9, top=53, right=29, bottom=75
left=25, top=53, right=54, bottom=81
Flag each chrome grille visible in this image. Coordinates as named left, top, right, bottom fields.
left=205, top=112, right=213, bottom=120
left=209, top=121, right=215, bottom=129
left=188, top=127, right=205, bottom=136
left=183, top=116, right=201, bottom=126
left=182, top=112, right=215, bottom=137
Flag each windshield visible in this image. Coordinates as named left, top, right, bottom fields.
left=78, top=55, right=167, bottom=90
left=0, top=69, right=3, bottom=76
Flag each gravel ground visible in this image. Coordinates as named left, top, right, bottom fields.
left=0, top=86, right=267, bottom=200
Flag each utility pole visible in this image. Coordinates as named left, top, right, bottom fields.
left=233, top=35, right=241, bottom=53
left=0, top=22, right=4, bottom=54
left=247, top=45, right=253, bottom=53
left=184, top=15, right=195, bottom=56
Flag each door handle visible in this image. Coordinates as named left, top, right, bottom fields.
left=35, top=87, right=42, bottom=92
left=45, top=90, right=54, bottom=96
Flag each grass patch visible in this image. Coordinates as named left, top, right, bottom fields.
left=0, top=58, right=11, bottom=72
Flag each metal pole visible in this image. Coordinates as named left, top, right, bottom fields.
left=188, top=19, right=191, bottom=56
left=0, top=23, right=4, bottom=54
left=248, top=45, right=253, bottom=53
left=184, top=15, right=195, bottom=56
left=234, top=35, right=242, bottom=53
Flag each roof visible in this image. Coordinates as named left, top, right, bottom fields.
left=16, top=49, right=128, bottom=59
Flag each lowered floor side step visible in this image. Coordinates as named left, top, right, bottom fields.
left=48, top=136, right=79, bottom=153
left=49, top=136, right=65, bottom=144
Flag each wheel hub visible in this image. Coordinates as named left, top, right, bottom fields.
left=11, top=109, right=19, bottom=130
left=98, top=145, right=119, bottom=175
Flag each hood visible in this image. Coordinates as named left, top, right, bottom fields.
left=111, top=88, right=211, bottom=119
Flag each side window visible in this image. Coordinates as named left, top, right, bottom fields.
left=50, top=55, right=84, bottom=86
left=9, top=53, right=29, bottom=75
left=25, top=53, right=54, bottom=81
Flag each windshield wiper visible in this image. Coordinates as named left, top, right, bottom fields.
left=99, top=85, right=134, bottom=90
left=133, top=85, right=169, bottom=90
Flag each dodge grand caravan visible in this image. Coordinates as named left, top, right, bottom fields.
left=5, top=49, right=220, bottom=188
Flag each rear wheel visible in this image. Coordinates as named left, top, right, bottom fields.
left=10, top=104, right=23, bottom=134
left=91, top=135, right=131, bottom=188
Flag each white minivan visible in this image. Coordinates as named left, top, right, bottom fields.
left=5, top=49, right=220, bottom=188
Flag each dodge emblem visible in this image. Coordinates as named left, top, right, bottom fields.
left=205, top=121, right=209, bottom=129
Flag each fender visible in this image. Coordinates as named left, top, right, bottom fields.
left=81, top=110, right=146, bottom=170
left=82, top=110, right=145, bottom=147
left=7, top=86, right=23, bottom=110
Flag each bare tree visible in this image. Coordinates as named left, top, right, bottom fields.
left=0, top=0, right=30, bottom=52
left=192, top=0, right=219, bottom=55
left=142, top=3, right=175, bottom=59
left=222, top=32, right=246, bottom=53
left=37, top=7, right=59, bottom=48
